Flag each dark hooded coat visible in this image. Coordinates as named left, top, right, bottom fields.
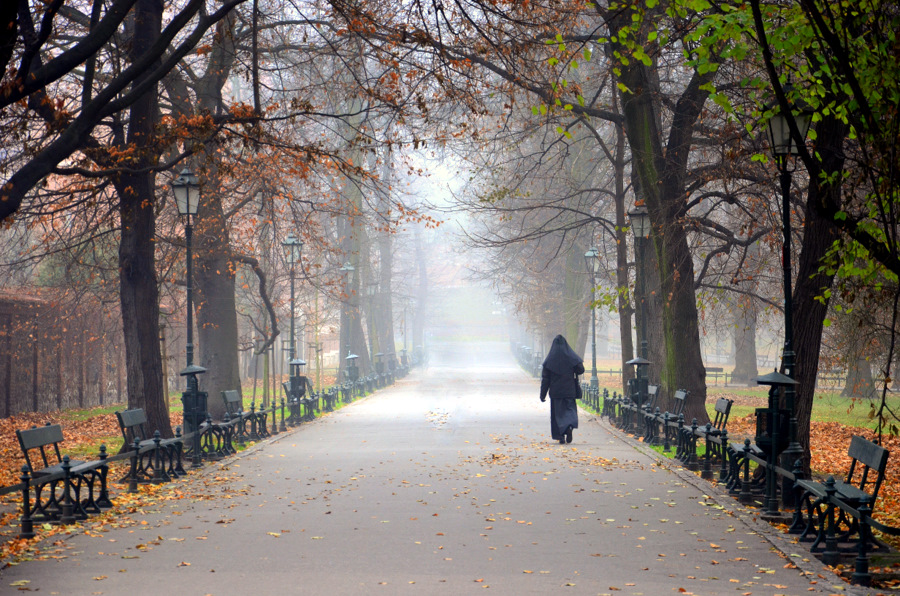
left=539, top=335, right=584, bottom=441
left=539, top=335, right=585, bottom=400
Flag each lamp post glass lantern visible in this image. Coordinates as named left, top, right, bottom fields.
left=765, top=84, right=814, bottom=494
left=583, top=247, right=600, bottom=388
left=171, top=168, right=205, bottom=468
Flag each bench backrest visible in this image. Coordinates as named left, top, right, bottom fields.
left=647, top=385, right=659, bottom=406
left=846, top=435, right=890, bottom=501
left=116, top=409, right=149, bottom=443
left=16, top=424, right=65, bottom=472
left=222, top=390, right=244, bottom=414
left=671, top=389, right=688, bottom=415
left=711, top=398, right=733, bottom=429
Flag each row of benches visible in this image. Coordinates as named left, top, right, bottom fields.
left=9, top=378, right=377, bottom=539
left=594, top=383, right=894, bottom=586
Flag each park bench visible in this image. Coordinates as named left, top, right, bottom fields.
left=707, top=366, right=726, bottom=385
left=601, top=388, right=617, bottom=419
left=222, top=389, right=268, bottom=442
left=690, top=397, right=734, bottom=479
left=282, top=376, right=319, bottom=426
left=16, top=423, right=112, bottom=525
left=658, top=389, right=687, bottom=455
left=116, top=408, right=184, bottom=484
left=638, top=385, right=660, bottom=441
left=795, top=435, right=890, bottom=561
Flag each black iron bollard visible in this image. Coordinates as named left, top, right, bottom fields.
left=822, top=476, right=840, bottom=566
left=59, top=456, right=76, bottom=525
left=152, top=431, right=164, bottom=485
left=97, top=444, right=113, bottom=508
left=250, top=402, right=259, bottom=440
left=852, top=496, right=872, bottom=586
left=19, top=465, right=34, bottom=539
left=280, top=397, right=287, bottom=432
left=788, top=458, right=805, bottom=534
left=128, top=438, right=141, bottom=493
left=662, top=412, right=671, bottom=452
left=675, top=414, right=685, bottom=459
left=740, top=439, right=753, bottom=505
left=718, top=430, right=729, bottom=481
left=701, top=423, right=714, bottom=479
left=174, top=426, right=186, bottom=476
left=687, top=419, right=699, bottom=471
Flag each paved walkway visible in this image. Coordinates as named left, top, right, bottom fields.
left=1, top=340, right=850, bottom=595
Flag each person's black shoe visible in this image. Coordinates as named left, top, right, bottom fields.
left=558, top=438, right=566, bottom=444
left=565, top=427, right=573, bottom=443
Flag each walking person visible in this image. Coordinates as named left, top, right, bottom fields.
left=539, top=335, right=585, bottom=444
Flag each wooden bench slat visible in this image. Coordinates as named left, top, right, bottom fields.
left=17, top=424, right=65, bottom=450
left=848, top=435, right=889, bottom=472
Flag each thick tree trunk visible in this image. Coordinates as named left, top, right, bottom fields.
left=376, top=152, right=397, bottom=367
left=793, top=115, right=847, bottom=467
left=610, top=51, right=709, bottom=421
left=178, top=14, right=241, bottom=420
left=412, top=225, right=428, bottom=359
left=195, top=190, right=242, bottom=420
left=117, top=0, right=170, bottom=438
left=843, top=357, right=876, bottom=398
left=614, top=121, right=635, bottom=394
left=730, top=300, right=758, bottom=385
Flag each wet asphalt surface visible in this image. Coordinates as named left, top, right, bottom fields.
left=0, top=339, right=851, bottom=595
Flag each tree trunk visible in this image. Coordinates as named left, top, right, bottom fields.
left=614, top=120, right=635, bottom=394
left=116, top=0, right=170, bottom=438
left=792, top=115, right=847, bottom=468
left=195, top=190, right=242, bottom=420
left=730, top=299, right=759, bottom=385
left=413, top=225, right=428, bottom=359
left=606, top=28, right=710, bottom=421
left=843, top=357, right=876, bottom=398
left=178, top=13, right=241, bottom=420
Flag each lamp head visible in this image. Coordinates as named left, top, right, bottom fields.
left=628, top=205, right=651, bottom=239
left=282, top=233, right=303, bottom=263
left=765, top=83, right=814, bottom=158
left=171, top=168, right=200, bottom=217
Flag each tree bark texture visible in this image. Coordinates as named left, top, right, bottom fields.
left=792, top=115, right=847, bottom=466
left=603, top=9, right=709, bottom=421
left=116, top=0, right=171, bottom=437
left=730, top=297, right=759, bottom=385
left=195, top=188, right=243, bottom=420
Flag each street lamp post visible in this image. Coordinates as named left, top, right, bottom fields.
left=171, top=168, right=206, bottom=469
left=765, top=83, right=814, bottom=507
left=282, top=234, right=303, bottom=365
left=628, top=205, right=651, bottom=425
left=583, top=247, right=600, bottom=389
left=339, top=262, right=355, bottom=380
left=628, top=205, right=651, bottom=362
left=282, top=233, right=303, bottom=425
